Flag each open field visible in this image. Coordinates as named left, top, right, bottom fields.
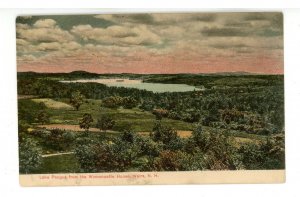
left=37, top=98, right=194, bottom=132
left=32, top=154, right=80, bottom=174
left=32, top=98, right=73, bottom=109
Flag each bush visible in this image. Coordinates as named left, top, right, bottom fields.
left=151, top=121, right=181, bottom=150
left=19, top=138, right=42, bottom=174
left=102, top=96, right=123, bottom=108
left=122, top=96, right=138, bottom=109
left=153, top=150, right=186, bottom=171
left=62, top=131, right=76, bottom=142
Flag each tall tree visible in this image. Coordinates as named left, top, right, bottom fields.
left=37, top=110, right=49, bottom=124
left=96, top=116, right=115, bottom=135
left=79, top=113, right=93, bottom=132
left=70, top=91, right=85, bottom=111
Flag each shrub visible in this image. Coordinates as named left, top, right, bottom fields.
left=19, top=138, right=42, bottom=174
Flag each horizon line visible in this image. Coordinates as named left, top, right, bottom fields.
left=17, top=70, right=283, bottom=75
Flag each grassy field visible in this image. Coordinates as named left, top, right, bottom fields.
left=20, top=97, right=265, bottom=173
left=37, top=98, right=194, bottom=132
left=32, top=98, right=73, bottom=109
left=32, top=154, right=80, bottom=174
left=26, top=97, right=263, bottom=141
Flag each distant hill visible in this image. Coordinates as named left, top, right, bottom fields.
left=18, top=70, right=100, bottom=79
left=68, top=71, right=100, bottom=78
left=212, top=71, right=259, bottom=75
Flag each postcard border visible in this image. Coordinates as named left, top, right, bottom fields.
left=19, top=170, right=285, bottom=186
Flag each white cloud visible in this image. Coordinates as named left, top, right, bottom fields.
left=71, top=24, right=161, bottom=46
left=62, top=41, right=81, bottom=50
left=16, top=23, right=29, bottom=29
left=16, top=39, right=29, bottom=46
left=16, top=13, right=283, bottom=68
left=17, top=26, right=74, bottom=43
left=36, top=42, right=61, bottom=51
left=17, top=19, right=74, bottom=43
left=33, top=19, right=57, bottom=28
left=17, top=54, right=37, bottom=61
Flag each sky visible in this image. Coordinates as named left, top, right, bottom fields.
left=16, top=12, right=283, bottom=74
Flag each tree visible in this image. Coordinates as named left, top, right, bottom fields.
left=96, top=116, right=115, bottom=135
left=19, top=138, right=42, bottom=174
left=102, top=96, right=122, bottom=108
left=70, top=91, right=85, bottom=110
left=187, top=124, right=243, bottom=170
left=37, top=110, right=49, bottom=124
left=122, top=96, right=138, bottom=109
left=152, top=108, right=168, bottom=120
left=153, top=150, right=185, bottom=171
left=151, top=121, right=182, bottom=150
left=79, top=113, right=93, bottom=132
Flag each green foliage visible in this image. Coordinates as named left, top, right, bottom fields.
left=152, top=108, right=169, bottom=120
left=79, top=113, right=93, bottom=131
left=96, top=116, right=115, bottom=133
left=18, top=121, right=30, bottom=133
left=102, top=96, right=138, bottom=109
left=33, top=154, right=80, bottom=174
left=122, top=97, right=138, bottom=109
left=37, top=110, right=50, bottom=124
left=70, top=91, right=85, bottom=110
left=19, top=138, right=42, bottom=174
left=31, top=129, right=77, bottom=151
left=186, top=124, right=243, bottom=170
left=111, top=137, right=141, bottom=171
left=75, top=131, right=143, bottom=172
left=102, top=96, right=123, bottom=108
left=151, top=121, right=177, bottom=143
left=153, top=150, right=186, bottom=171
left=239, top=134, right=285, bottom=169
left=17, top=73, right=285, bottom=173
left=18, top=99, right=47, bottom=123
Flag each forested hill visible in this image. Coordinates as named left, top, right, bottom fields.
left=17, top=71, right=284, bottom=87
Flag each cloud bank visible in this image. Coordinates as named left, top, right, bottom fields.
left=16, top=12, right=283, bottom=74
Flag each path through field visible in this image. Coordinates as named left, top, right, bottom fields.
left=42, top=152, right=74, bottom=158
left=18, top=95, right=39, bottom=99
left=38, top=124, right=119, bottom=134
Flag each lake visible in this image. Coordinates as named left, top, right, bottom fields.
left=61, top=78, right=204, bottom=93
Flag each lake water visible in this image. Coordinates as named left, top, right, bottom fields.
left=61, top=78, right=204, bottom=93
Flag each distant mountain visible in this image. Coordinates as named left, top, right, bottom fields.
left=68, top=71, right=100, bottom=77
left=17, top=70, right=271, bottom=77
left=210, top=71, right=259, bottom=75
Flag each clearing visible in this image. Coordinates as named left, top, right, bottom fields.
left=32, top=98, right=73, bottom=109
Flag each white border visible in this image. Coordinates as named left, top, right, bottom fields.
left=1, top=8, right=300, bottom=197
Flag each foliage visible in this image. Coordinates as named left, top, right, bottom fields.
left=30, top=128, right=76, bottom=151
left=37, top=110, right=50, bottom=124
left=17, top=72, right=285, bottom=173
left=19, top=137, right=42, bottom=174
left=102, top=96, right=123, bottom=108
left=70, top=91, right=85, bottom=110
left=151, top=121, right=183, bottom=151
left=79, top=113, right=93, bottom=131
left=239, top=134, right=285, bottom=169
left=186, top=124, right=243, bottom=170
left=96, top=116, right=115, bottom=133
left=102, top=96, right=138, bottom=109
left=18, top=99, right=47, bottom=123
